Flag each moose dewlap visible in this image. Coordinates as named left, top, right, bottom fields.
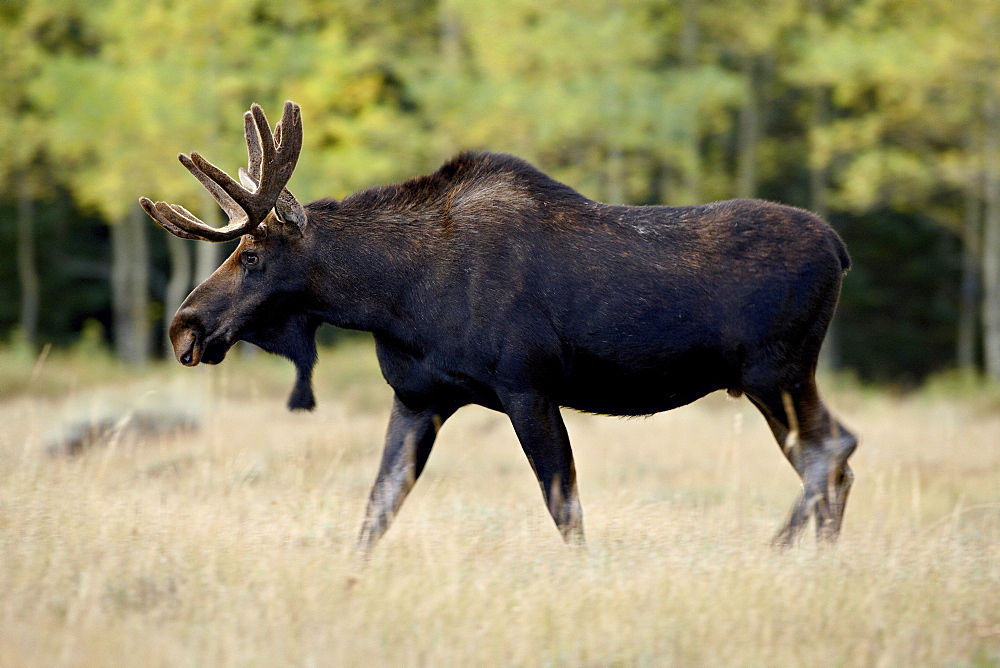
left=141, top=101, right=857, bottom=559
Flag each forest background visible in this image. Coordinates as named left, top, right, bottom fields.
left=1, top=0, right=998, bottom=386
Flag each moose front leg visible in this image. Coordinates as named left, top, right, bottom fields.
left=502, top=393, right=585, bottom=545
left=355, top=395, right=454, bottom=560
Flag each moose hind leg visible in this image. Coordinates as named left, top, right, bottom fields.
left=817, top=424, right=857, bottom=542
left=749, top=383, right=857, bottom=547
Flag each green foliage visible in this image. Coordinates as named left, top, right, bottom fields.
left=0, top=0, right=996, bottom=383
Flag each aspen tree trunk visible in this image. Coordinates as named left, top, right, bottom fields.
left=194, top=243, right=219, bottom=283
left=194, top=188, right=222, bottom=282
left=957, top=155, right=982, bottom=371
left=164, top=234, right=192, bottom=355
left=16, top=179, right=40, bottom=347
left=110, top=206, right=151, bottom=366
left=982, top=91, right=1000, bottom=381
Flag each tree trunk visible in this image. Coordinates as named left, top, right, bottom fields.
left=957, top=155, right=982, bottom=371
left=194, top=189, right=222, bottom=282
left=982, top=90, right=1000, bottom=381
left=736, top=55, right=760, bottom=199
left=110, top=206, right=151, bottom=366
left=193, top=241, right=219, bottom=282
left=164, top=234, right=192, bottom=355
left=16, top=180, right=40, bottom=347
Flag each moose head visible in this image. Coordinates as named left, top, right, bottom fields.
left=140, top=102, right=319, bottom=410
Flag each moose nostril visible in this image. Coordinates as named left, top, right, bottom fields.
left=172, top=327, right=200, bottom=366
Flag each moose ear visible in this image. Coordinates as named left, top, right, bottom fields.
left=275, top=189, right=307, bottom=233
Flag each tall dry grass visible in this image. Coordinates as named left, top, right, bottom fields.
left=1, top=341, right=998, bottom=666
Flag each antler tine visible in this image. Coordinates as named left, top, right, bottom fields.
left=269, top=102, right=307, bottom=229
left=178, top=153, right=246, bottom=223
left=277, top=101, right=303, bottom=162
left=244, top=110, right=263, bottom=184
left=139, top=198, right=204, bottom=240
left=251, top=103, right=277, bottom=172
left=140, top=101, right=304, bottom=242
left=188, top=102, right=302, bottom=224
left=251, top=101, right=302, bottom=206
left=187, top=151, right=266, bottom=223
left=143, top=198, right=256, bottom=243
left=138, top=152, right=259, bottom=242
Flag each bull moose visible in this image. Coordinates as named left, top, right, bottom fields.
left=140, top=101, right=857, bottom=557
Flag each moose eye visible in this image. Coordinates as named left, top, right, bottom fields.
left=241, top=252, right=259, bottom=267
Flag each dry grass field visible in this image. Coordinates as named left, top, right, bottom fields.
left=1, top=340, right=998, bottom=666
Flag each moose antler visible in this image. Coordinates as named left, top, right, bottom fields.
left=140, top=101, right=305, bottom=242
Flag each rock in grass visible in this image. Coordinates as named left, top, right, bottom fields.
left=45, top=404, right=200, bottom=457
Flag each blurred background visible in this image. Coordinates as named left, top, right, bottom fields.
left=1, top=0, right=997, bottom=387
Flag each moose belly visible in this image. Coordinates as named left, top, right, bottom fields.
left=555, top=348, right=733, bottom=416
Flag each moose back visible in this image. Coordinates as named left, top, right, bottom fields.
left=141, top=102, right=857, bottom=557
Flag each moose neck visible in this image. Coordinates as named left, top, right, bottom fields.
left=304, top=199, right=440, bottom=341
